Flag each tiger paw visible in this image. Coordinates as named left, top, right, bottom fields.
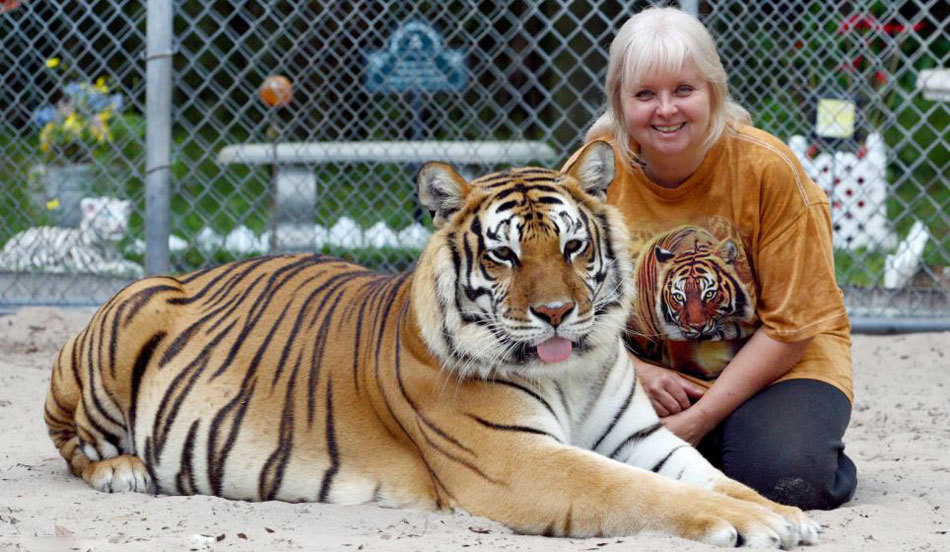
left=767, top=503, right=821, bottom=546
left=678, top=496, right=802, bottom=548
left=81, top=454, right=153, bottom=494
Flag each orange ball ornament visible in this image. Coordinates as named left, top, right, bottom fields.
left=259, top=75, right=293, bottom=108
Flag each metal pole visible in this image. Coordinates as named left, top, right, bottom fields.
left=145, top=0, right=173, bottom=275
left=850, top=317, right=950, bottom=334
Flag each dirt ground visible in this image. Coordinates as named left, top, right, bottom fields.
left=0, top=307, right=947, bottom=551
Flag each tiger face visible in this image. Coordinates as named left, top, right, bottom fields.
left=652, top=230, right=755, bottom=341
left=414, top=141, right=633, bottom=380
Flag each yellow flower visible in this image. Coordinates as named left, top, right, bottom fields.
left=39, top=122, right=54, bottom=152
left=63, top=114, right=81, bottom=132
left=94, top=77, right=109, bottom=93
left=46, top=199, right=61, bottom=211
left=45, top=57, right=60, bottom=69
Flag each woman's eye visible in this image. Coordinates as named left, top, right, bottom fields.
left=564, top=239, right=586, bottom=256
left=634, top=89, right=654, bottom=100
left=675, top=85, right=694, bottom=96
left=489, top=247, right=517, bottom=264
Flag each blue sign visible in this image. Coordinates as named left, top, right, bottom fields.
left=365, top=20, right=467, bottom=94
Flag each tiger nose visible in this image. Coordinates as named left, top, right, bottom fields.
left=531, top=302, right=575, bottom=328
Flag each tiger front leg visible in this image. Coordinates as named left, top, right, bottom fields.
left=592, top=350, right=820, bottom=545
left=433, top=436, right=800, bottom=548
left=617, top=421, right=820, bottom=546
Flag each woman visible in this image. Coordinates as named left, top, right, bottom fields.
left=570, top=6, right=857, bottom=510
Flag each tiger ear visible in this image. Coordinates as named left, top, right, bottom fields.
left=80, top=197, right=100, bottom=218
left=716, top=239, right=739, bottom=264
left=417, top=162, right=471, bottom=229
left=563, top=140, right=615, bottom=200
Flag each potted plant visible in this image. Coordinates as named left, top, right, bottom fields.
left=30, top=57, right=123, bottom=227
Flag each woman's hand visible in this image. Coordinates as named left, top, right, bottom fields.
left=661, top=408, right=714, bottom=446
left=630, top=353, right=706, bottom=417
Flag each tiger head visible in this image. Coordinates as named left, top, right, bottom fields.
left=412, top=141, right=633, bottom=380
left=651, top=228, right=755, bottom=341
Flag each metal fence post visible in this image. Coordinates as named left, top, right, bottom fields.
left=145, top=0, right=173, bottom=275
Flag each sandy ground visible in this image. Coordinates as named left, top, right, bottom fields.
left=0, top=306, right=947, bottom=552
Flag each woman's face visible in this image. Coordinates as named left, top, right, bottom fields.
left=620, top=63, right=712, bottom=164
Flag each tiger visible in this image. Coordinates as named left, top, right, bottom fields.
left=0, top=196, right=143, bottom=278
left=632, top=224, right=756, bottom=343
left=43, top=141, right=818, bottom=548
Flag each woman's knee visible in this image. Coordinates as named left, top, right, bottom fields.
left=717, top=379, right=857, bottom=509
left=724, top=451, right=857, bottom=510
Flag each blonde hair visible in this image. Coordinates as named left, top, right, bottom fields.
left=587, top=6, right=751, bottom=168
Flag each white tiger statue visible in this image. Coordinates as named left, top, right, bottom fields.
left=0, top=197, right=144, bottom=278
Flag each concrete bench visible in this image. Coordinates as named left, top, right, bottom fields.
left=216, top=140, right=557, bottom=251
left=918, top=68, right=949, bottom=101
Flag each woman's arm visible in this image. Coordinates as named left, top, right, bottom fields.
left=661, top=327, right=813, bottom=445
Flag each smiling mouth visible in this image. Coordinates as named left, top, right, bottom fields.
left=652, top=123, right=685, bottom=133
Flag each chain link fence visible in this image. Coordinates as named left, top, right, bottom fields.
left=1, top=0, right=947, bottom=328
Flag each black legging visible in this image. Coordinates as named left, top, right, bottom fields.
left=697, top=378, right=857, bottom=510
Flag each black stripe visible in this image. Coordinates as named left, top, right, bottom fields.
left=467, top=414, right=560, bottom=442
left=169, top=256, right=276, bottom=304
left=650, top=445, right=688, bottom=473
left=128, top=332, right=166, bottom=455
left=307, top=287, right=349, bottom=425
left=553, top=382, right=572, bottom=421
left=491, top=379, right=558, bottom=420
left=204, top=272, right=269, bottom=335
left=208, top=379, right=256, bottom=496
left=175, top=419, right=200, bottom=495
left=208, top=259, right=324, bottom=380
left=518, top=176, right=559, bottom=183
left=68, top=333, right=83, bottom=390
left=84, top=316, right=123, bottom=430
left=108, top=300, right=126, bottom=380
left=495, top=199, right=520, bottom=212
left=395, top=329, right=476, bottom=456
left=122, top=284, right=181, bottom=328
left=608, top=422, right=663, bottom=460
left=261, top=356, right=300, bottom=501
left=75, top=327, right=122, bottom=455
left=352, top=276, right=390, bottom=394
left=359, top=295, right=463, bottom=507
left=201, top=259, right=278, bottom=310
left=318, top=380, right=339, bottom=502
left=415, top=418, right=502, bottom=485
left=48, top=384, right=73, bottom=422
left=267, top=273, right=324, bottom=388
left=151, top=321, right=235, bottom=467
left=590, top=377, right=637, bottom=452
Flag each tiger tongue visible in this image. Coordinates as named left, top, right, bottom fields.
left=536, top=337, right=572, bottom=363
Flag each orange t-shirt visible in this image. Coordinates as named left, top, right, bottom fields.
left=568, top=125, right=853, bottom=401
